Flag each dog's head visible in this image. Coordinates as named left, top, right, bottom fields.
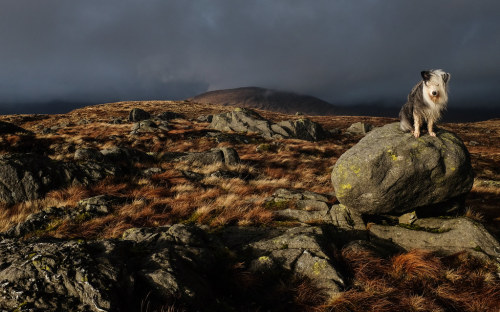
left=421, top=69, right=450, bottom=104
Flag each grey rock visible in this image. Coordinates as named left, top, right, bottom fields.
left=78, top=195, right=124, bottom=215
left=369, top=217, right=500, bottom=260
left=345, top=122, right=374, bottom=135
left=142, top=167, right=163, bottom=177
left=74, top=147, right=103, bottom=162
left=206, top=131, right=254, bottom=144
left=219, top=147, right=240, bottom=165
left=0, top=153, right=123, bottom=205
left=0, top=153, right=58, bottom=205
left=248, top=226, right=344, bottom=297
left=0, top=239, right=127, bottom=312
left=4, top=206, right=68, bottom=237
left=329, top=204, right=366, bottom=234
left=128, top=108, right=150, bottom=122
left=100, top=146, right=153, bottom=163
left=276, top=118, right=330, bottom=141
left=131, top=119, right=158, bottom=134
left=157, top=111, right=184, bottom=120
left=178, top=147, right=239, bottom=166
left=197, top=114, right=213, bottom=123
left=331, top=122, right=474, bottom=215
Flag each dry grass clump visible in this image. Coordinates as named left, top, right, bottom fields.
left=325, top=248, right=500, bottom=312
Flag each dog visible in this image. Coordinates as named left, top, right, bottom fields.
left=399, top=69, right=451, bottom=137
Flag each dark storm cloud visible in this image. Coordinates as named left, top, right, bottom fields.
left=1, top=0, right=499, bottom=111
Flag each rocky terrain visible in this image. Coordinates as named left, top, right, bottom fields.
left=0, top=100, right=499, bottom=311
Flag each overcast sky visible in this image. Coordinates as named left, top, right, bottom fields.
left=1, top=0, right=499, bottom=112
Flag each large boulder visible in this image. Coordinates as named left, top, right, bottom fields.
left=178, top=147, right=240, bottom=166
left=331, top=123, right=474, bottom=215
left=209, top=108, right=329, bottom=141
left=128, top=108, right=150, bottom=122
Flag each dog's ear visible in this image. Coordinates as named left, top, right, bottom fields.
left=421, top=70, right=432, bottom=81
left=442, top=72, right=451, bottom=83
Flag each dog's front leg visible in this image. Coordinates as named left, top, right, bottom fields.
left=427, top=120, right=436, bottom=137
left=413, top=114, right=421, bottom=138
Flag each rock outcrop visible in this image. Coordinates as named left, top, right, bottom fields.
left=209, top=108, right=329, bottom=141
left=0, top=153, right=124, bottom=205
left=0, top=224, right=348, bottom=311
left=0, top=154, right=60, bottom=205
left=0, top=121, right=31, bottom=134
left=247, top=226, right=345, bottom=297
left=331, top=123, right=474, bottom=215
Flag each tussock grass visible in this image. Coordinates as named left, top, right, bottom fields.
left=325, top=248, right=500, bottom=312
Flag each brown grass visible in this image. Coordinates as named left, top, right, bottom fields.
left=324, top=248, right=500, bottom=312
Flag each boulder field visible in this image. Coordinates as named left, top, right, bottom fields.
left=0, top=108, right=498, bottom=311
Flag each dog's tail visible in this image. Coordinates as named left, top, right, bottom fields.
left=399, top=103, right=413, bottom=132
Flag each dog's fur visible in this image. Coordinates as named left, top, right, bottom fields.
left=399, top=69, right=451, bottom=137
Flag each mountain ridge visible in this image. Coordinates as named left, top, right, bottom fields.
left=189, top=86, right=337, bottom=116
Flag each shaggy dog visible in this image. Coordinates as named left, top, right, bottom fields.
left=399, top=69, right=451, bottom=137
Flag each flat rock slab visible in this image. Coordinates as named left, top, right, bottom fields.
left=369, top=217, right=500, bottom=260
left=331, top=122, right=474, bottom=215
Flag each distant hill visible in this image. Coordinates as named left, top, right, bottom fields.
left=189, top=87, right=336, bottom=115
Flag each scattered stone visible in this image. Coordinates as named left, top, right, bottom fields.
left=197, top=114, right=213, bottom=123
left=100, top=146, right=153, bottom=163
left=329, top=128, right=342, bottom=136
left=109, top=117, right=123, bottom=124
left=78, top=195, right=125, bottom=215
left=178, top=147, right=240, bottom=166
left=331, top=123, right=474, bottom=215
left=181, top=170, right=205, bottom=181
left=469, top=140, right=480, bottom=146
left=256, top=143, right=280, bottom=152
left=142, top=167, right=163, bottom=177
left=345, top=122, right=373, bottom=135
left=131, top=119, right=158, bottom=134
left=157, top=121, right=171, bottom=131
left=129, top=108, right=150, bottom=122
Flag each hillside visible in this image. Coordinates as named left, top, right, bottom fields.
left=0, top=101, right=499, bottom=311
left=189, top=86, right=337, bottom=115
